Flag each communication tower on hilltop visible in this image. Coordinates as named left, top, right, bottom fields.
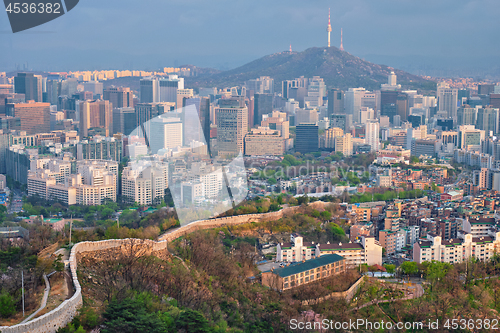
left=327, top=8, right=332, bottom=47
left=340, top=28, right=344, bottom=51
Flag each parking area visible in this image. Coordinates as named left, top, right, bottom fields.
left=257, top=261, right=283, bottom=272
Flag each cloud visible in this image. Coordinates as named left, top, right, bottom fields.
left=0, top=0, right=499, bottom=71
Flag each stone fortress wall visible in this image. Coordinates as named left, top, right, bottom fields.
left=0, top=201, right=330, bottom=333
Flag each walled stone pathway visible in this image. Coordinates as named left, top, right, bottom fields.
left=20, top=274, right=50, bottom=324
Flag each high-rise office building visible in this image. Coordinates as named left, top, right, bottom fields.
left=345, top=88, right=376, bottom=122
left=14, top=73, right=42, bottom=102
left=83, top=81, right=104, bottom=97
left=254, top=93, right=273, bottom=126
left=327, top=88, right=344, bottom=117
left=60, top=78, right=79, bottom=97
left=44, top=79, right=60, bottom=105
left=149, top=117, right=183, bottom=154
left=490, top=94, right=500, bottom=109
left=365, top=120, right=380, bottom=152
left=159, top=75, right=184, bottom=104
left=140, top=77, right=159, bottom=103
left=458, top=125, right=485, bottom=150
left=330, top=114, right=352, bottom=133
left=8, top=101, right=50, bottom=135
left=0, top=116, right=21, bottom=131
left=345, top=88, right=365, bottom=121
left=0, top=93, right=25, bottom=115
left=78, top=100, right=113, bottom=137
left=380, top=90, right=398, bottom=123
left=458, top=89, right=471, bottom=103
left=295, top=124, right=318, bottom=154
left=476, top=107, right=499, bottom=136
left=183, top=97, right=211, bottom=154
left=436, top=119, right=454, bottom=131
left=478, top=84, right=495, bottom=96
left=282, top=77, right=308, bottom=102
left=457, top=106, right=477, bottom=126
left=396, top=93, right=409, bottom=122
left=216, top=98, right=248, bottom=157
left=0, top=129, right=10, bottom=174
left=437, top=82, right=458, bottom=120
left=408, top=114, right=425, bottom=128
left=296, top=109, right=319, bottom=125
left=246, top=76, right=274, bottom=95
left=112, top=107, right=136, bottom=136
left=176, top=89, right=193, bottom=110
left=135, top=102, right=175, bottom=135
left=304, top=76, right=326, bottom=107
left=103, top=86, right=134, bottom=108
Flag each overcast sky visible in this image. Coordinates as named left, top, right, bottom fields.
left=1, top=0, right=499, bottom=75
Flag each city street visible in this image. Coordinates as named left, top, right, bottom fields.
left=8, top=190, right=23, bottom=214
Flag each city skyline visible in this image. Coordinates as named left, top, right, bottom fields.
left=0, top=0, right=499, bottom=78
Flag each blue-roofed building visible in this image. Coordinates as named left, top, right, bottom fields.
left=0, top=191, right=7, bottom=205
left=261, top=254, right=346, bottom=291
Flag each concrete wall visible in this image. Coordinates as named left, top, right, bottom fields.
left=0, top=239, right=168, bottom=333
left=301, top=275, right=366, bottom=306
left=0, top=202, right=330, bottom=333
left=159, top=201, right=330, bottom=242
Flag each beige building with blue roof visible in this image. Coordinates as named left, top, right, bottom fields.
left=262, top=254, right=346, bottom=291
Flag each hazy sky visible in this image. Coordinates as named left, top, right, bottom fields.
left=1, top=0, right=499, bottom=75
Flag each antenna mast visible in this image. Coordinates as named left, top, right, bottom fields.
left=327, top=8, right=332, bottom=47
left=340, top=28, right=344, bottom=51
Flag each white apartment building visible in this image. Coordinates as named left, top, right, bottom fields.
left=127, top=142, right=148, bottom=158
left=121, top=160, right=169, bottom=205
left=76, top=182, right=116, bottom=206
left=396, top=230, right=406, bottom=252
left=359, top=107, right=375, bottom=124
left=187, top=163, right=224, bottom=198
left=148, top=117, right=183, bottom=154
left=376, top=174, right=391, bottom=187
left=414, top=216, right=500, bottom=264
left=181, top=181, right=205, bottom=204
left=413, top=231, right=500, bottom=264
left=28, top=171, right=57, bottom=199
left=401, top=226, right=420, bottom=247
left=276, top=234, right=317, bottom=262
left=276, top=234, right=382, bottom=267
left=27, top=159, right=118, bottom=205
left=463, top=216, right=495, bottom=237
left=315, top=236, right=383, bottom=267
left=47, top=183, right=77, bottom=205
left=365, top=120, right=380, bottom=152
left=335, top=133, right=353, bottom=156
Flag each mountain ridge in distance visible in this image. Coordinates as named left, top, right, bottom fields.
left=101, top=46, right=436, bottom=92
left=185, top=46, right=436, bottom=91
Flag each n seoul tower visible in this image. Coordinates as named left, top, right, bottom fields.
left=340, top=28, right=344, bottom=51
left=327, top=8, right=332, bottom=47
